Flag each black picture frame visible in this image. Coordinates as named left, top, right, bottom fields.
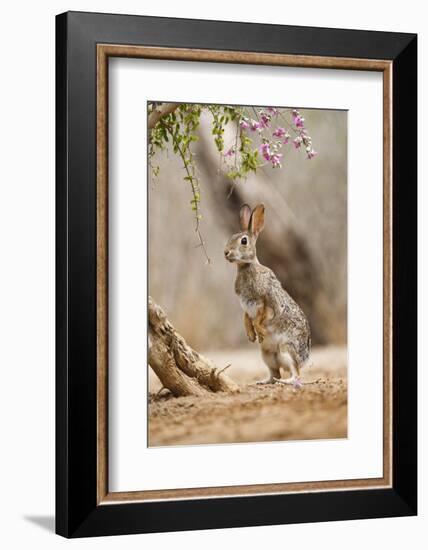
left=56, top=10, right=417, bottom=538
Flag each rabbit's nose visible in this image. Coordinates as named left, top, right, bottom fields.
left=224, top=250, right=230, bottom=258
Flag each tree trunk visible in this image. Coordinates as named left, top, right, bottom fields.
left=148, top=297, right=239, bottom=397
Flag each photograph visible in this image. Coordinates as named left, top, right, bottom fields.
left=147, top=101, right=348, bottom=447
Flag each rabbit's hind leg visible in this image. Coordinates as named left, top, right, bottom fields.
left=256, top=349, right=281, bottom=384
left=274, top=345, right=302, bottom=387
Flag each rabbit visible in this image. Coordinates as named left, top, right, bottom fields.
left=224, top=203, right=311, bottom=386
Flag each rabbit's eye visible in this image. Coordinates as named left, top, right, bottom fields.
left=241, top=237, right=248, bottom=245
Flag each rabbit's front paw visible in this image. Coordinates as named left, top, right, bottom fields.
left=244, top=313, right=257, bottom=343
left=257, top=332, right=265, bottom=343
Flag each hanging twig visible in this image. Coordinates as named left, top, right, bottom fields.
left=162, top=122, right=211, bottom=264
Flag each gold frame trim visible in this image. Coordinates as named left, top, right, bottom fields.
left=96, top=44, right=393, bottom=505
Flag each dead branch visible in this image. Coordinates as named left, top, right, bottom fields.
left=148, top=297, right=239, bottom=397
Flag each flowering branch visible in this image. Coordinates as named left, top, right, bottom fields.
left=148, top=102, right=318, bottom=261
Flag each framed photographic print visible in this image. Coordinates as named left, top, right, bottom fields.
left=56, top=11, right=417, bottom=538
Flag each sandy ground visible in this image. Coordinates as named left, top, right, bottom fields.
left=148, top=346, right=347, bottom=447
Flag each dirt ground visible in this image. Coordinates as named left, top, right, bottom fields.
left=148, top=346, right=347, bottom=447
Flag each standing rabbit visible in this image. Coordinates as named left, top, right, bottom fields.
left=224, top=203, right=311, bottom=386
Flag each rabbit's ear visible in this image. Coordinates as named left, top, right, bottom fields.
left=250, top=203, right=265, bottom=238
left=239, top=204, right=252, bottom=231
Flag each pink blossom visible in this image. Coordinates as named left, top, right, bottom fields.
left=239, top=119, right=249, bottom=130
left=283, top=133, right=290, bottom=145
left=271, top=153, right=283, bottom=167
left=302, top=135, right=311, bottom=147
left=292, top=109, right=305, bottom=128
left=294, top=115, right=305, bottom=128
left=259, top=142, right=271, bottom=160
left=293, top=377, right=302, bottom=389
left=260, top=114, right=270, bottom=128
left=224, top=147, right=235, bottom=157
left=250, top=120, right=261, bottom=131
left=273, top=127, right=286, bottom=138
left=307, top=150, right=318, bottom=159
left=293, top=136, right=303, bottom=149
left=266, top=107, right=279, bottom=116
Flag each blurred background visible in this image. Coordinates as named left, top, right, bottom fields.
left=148, top=106, right=347, bottom=352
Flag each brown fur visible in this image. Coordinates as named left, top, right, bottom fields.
left=224, top=204, right=311, bottom=383
left=244, top=312, right=256, bottom=342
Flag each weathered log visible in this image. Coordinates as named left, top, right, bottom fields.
left=148, top=297, right=239, bottom=397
